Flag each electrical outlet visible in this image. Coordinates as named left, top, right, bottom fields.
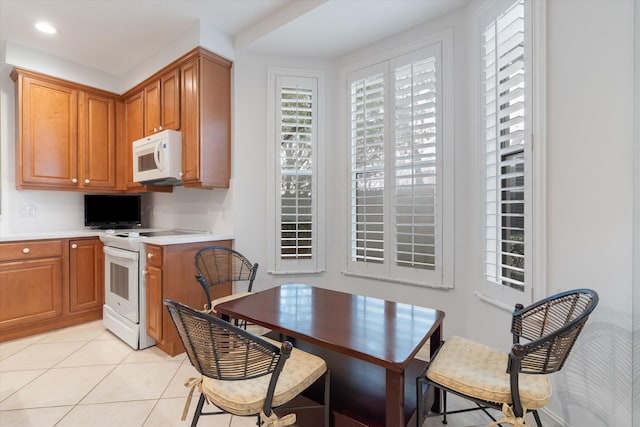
left=20, top=206, right=36, bottom=217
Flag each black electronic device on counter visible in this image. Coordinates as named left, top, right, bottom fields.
left=84, top=194, right=142, bottom=229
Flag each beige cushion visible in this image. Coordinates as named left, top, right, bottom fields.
left=426, top=336, right=551, bottom=409
left=209, top=292, right=252, bottom=313
left=200, top=337, right=327, bottom=416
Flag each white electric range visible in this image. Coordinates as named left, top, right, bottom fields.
left=99, top=229, right=204, bottom=349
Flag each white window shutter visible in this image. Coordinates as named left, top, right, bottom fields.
left=280, top=85, right=314, bottom=260
left=350, top=72, right=386, bottom=264
left=483, top=0, right=526, bottom=291
left=347, top=39, right=451, bottom=288
left=393, top=56, right=438, bottom=271
left=270, top=71, right=323, bottom=274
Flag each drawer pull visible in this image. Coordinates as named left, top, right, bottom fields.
left=22, top=248, right=30, bottom=254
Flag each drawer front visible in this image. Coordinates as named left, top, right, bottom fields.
left=0, top=240, right=63, bottom=262
left=145, top=245, right=163, bottom=267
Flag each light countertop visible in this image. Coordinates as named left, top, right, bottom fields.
left=0, top=230, right=233, bottom=245
left=143, top=233, right=233, bottom=245
left=0, top=230, right=102, bottom=242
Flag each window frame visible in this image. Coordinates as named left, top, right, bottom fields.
left=475, top=0, right=547, bottom=308
left=343, top=31, right=454, bottom=289
left=267, top=67, right=325, bottom=274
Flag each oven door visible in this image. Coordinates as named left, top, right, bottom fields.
left=104, top=246, right=139, bottom=323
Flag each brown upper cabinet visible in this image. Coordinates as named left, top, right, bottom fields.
left=12, top=70, right=118, bottom=191
left=79, top=90, right=117, bottom=189
left=180, top=51, right=231, bottom=189
left=123, top=47, right=231, bottom=190
left=143, top=69, right=180, bottom=136
left=123, top=90, right=146, bottom=191
left=13, top=46, right=231, bottom=193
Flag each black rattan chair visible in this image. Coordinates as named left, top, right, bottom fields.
left=416, top=288, right=598, bottom=427
left=194, top=246, right=258, bottom=328
left=164, top=299, right=330, bottom=427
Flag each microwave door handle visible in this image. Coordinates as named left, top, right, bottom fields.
left=154, top=140, right=165, bottom=171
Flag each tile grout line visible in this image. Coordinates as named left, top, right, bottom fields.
left=141, top=356, right=190, bottom=426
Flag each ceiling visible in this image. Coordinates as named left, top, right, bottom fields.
left=0, top=0, right=468, bottom=77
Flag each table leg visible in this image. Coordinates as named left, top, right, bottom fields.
left=385, top=370, right=405, bottom=426
left=429, top=325, right=442, bottom=413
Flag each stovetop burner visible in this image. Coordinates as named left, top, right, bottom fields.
left=101, top=229, right=207, bottom=251
left=138, top=230, right=201, bottom=237
left=106, top=229, right=204, bottom=238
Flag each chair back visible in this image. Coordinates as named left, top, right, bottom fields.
left=194, top=246, right=259, bottom=307
left=164, top=299, right=281, bottom=380
left=510, top=288, right=599, bottom=375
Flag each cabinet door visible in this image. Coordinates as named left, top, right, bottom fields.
left=160, top=69, right=180, bottom=131
left=0, top=258, right=63, bottom=330
left=124, top=90, right=146, bottom=190
left=144, top=80, right=161, bottom=136
left=180, top=58, right=200, bottom=184
left=199, top=55, right=231, bottom=188
left=79, top=91, right=116, bottom=189
left=180, top=54, right=231, bottom=188
left=68, top=238, right=104, bottom=313
left=146, top=265, right=163, bottom=341
left=18, top=74, right=78, bottom=188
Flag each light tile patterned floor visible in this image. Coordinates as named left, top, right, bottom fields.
left=0, top=320, right=546, bottom=427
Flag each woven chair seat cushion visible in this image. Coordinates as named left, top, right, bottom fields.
left=209, top=292, right=252, bottom=313
left=426, top=336, right=552, bottom=409
left=201, top=337, right=327, bottom=416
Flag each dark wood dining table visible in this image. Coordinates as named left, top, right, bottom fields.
left=215, top=283, right=445, bottom=427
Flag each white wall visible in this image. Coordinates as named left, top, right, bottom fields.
left=231, top=52, right=334, bottom=286
left=230, top=6, right=477, bottom=346
left=634, top=0, right=640, bottom=422
left=543, top=1, right=634, bottom=425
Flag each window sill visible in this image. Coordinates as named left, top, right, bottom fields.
left=268, top=269, right=325, bottom=275
left=342, top=270, right=452, bottom=290
left=474, top=291, right=517, bottom=312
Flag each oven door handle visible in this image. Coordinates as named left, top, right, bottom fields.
left=104, top=246, right=139, bottom=261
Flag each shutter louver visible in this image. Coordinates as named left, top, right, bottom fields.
left=394, top=57, right=437, bottom=270
left=351, top=73, right=385, bottom=263
left=280, top=86, right=313, bottom=259
left=483, top=0, right=526, bottom=290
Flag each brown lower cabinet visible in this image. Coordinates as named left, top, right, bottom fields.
left=145, top=240, right=232, bottom=356
left=68, top=238, right=104, bottom=313
left=0, top=237, right=104, bottom=342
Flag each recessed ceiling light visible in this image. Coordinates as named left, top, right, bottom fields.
left=35, top=21, right=58, bottom=35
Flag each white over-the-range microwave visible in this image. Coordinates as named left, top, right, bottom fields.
left=132, top=129, right=182, bottom=185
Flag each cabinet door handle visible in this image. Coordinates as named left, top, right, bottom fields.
left=147, top=253, right=153, bottom=259
left=143, top=269, right=148, bottom=275
left=71, top=244, right=78, bottom=249
left=159, top=125, right=163, bottom=131
left=22, top=248, right=30, bottom=254
left=84, top=179, right=90, bottom=184
left=71, top=178, right=78, bottom=184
